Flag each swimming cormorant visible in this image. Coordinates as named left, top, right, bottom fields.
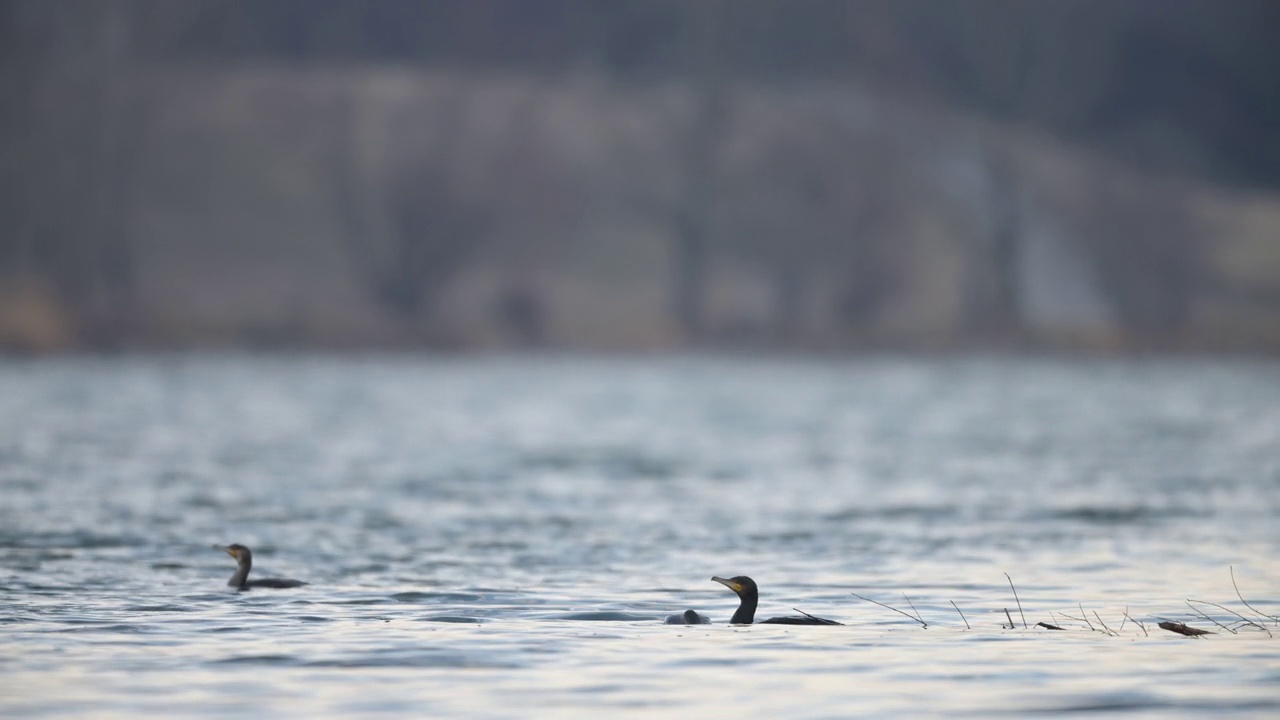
left=216, top=544, right=307, bottom=590
left=664, top=608, right=712, bottom=624
left=712, top=575, right=841, bottom=625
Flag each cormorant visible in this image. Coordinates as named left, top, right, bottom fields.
left=712, top=575, right=842, bottom=625
left=664, top=608, right=712, bottom=624
left=215, top=544, right=307, bottom=590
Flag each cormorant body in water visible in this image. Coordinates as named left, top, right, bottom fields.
left=712, top=575, right=841, bottom=625
left=664, top=608, right=712, bottom=624
left=216, top=544, right=306, bottom=590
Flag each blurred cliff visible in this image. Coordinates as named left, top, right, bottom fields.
left=3, top=0, right=1279, bottom=353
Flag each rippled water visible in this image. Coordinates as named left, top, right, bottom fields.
left=1, top=355, right=1278, bottom=718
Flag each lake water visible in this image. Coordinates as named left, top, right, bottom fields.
left=1, top=355, right=1277, bottom=718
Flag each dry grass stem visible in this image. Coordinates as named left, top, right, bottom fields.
left=902, top=594, right=925, bottom=628
left=1079, top=604, right=1095, bottom=632
left=1187, top=598, right=1272, bottom=638
left=1123, top=610, right=1148, bottom=637
left=851, top=593, right=927, bottom=628
left=1092, top=611, right=1118, bottom=637
left=1230, top=566, right=1279, bottom=627
left=791, top=608, right=830, bottom=624
left=1005, top=573, right=1027, bottom=629
left=1185, top=601, right=1237, bottom=634
left=1061, top=609, right=1109, bottom=636
left=848, top=568, right=1269, bottom=640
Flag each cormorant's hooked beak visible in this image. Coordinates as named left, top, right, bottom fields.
left=712, top=576, right=743, bottom=593
left=214, top=545, right=240, bottom=560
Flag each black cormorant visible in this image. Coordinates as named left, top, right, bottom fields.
left=712, top=575, right=841, bottom=625
left=216, top=544, right=307, bottom=590
left=664, top=608, right=712, bottom=624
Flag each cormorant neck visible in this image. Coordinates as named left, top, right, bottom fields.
left=730, top=593, right=758, bottom=624
left=228, top=558, right=251, bottom=588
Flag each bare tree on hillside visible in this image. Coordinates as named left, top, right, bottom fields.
left=331, top=86, right=493, bottom=336
left=717, top=113, right=903, bottom=343
left=1077, top=173, right=1200, bottom=340
left=671, top=0, right=730, bottom=341
left=333, top=81, right=569, bottom=342
left=2, top=1, right=149, bottom=347
left=829, top=132, right=905, bottom=336
left=961, top=143, right=1026, bottom=340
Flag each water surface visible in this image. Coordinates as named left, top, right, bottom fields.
left=1, top=355, right=1277, bottom=717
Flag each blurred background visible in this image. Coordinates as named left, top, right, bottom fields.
left=2, top=0, right=1278, bottom=354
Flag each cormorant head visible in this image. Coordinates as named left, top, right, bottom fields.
left=712, top=575, right=758, bottom=597
left=217, top=543, right=252, bottom=567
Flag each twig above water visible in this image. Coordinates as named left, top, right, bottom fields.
left=902, top=594, right=925, bottom=628
left=1187, top=598, right=1272, bottom=638
left=1079, top=604, right=1095, bottom=632
left=1059, top=606, right=1110, bottom=637
left=1231, top=566, right=1279, bottom=627
left=1185, top=600, right=1236, bottom=635
left=1005, top=573, right=1027, bottom=629
left=790, top=608, right=832, bottom=624
left=949, top=600, right=970, bottom=630
left=851, top=593, right=927, bottom=628
left=1123, top=610, right=1148, bottom=637
left=1092, top=611, right=1118, bottom=637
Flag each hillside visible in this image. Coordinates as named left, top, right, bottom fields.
left=3, top=65, right=1279, bottom=352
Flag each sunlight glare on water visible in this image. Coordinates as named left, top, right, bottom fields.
left=1, top=355, right=1278, bottom=718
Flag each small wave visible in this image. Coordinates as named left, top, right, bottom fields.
left=1047, top=506, right=1196, bottom=524
left=419, top=615, right=486, bottom=624
left=521, top=449, right=680, bottom=480
left=343, top=563, right=390, bottom=574
left=823, top=505, right=958, bottom=522
left=664, top=657, right=763, bottom=668
left=213, top=654, right=299, bottom=666
left=0, top=532, right=143, bottom=549
left=466, top=540, right=529, bottom=551
left=302, top=654, right=520, bottom=669
left=746, top=531, right=815, bottom=543
left=551, top=611, right=655, bottom=621
left=360, top=513, right=404, bottom=530
left=391, top=591, right=482, bottom=603
left=56, top=623, right=145, bottom=633
left=123, top=604, right=188, bottom=612
left=1017, top=692, right=1280, bottom=715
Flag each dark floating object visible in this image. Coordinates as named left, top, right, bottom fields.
left=665, top=609, right=711, bottom=625
left=1158, top=621, right=1212, bottom=637
left=712, top=575, right=842, bottom=625
left=1035, top=621, right=1065, bottom=631
left=215, top=544, right=307, bottom=590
